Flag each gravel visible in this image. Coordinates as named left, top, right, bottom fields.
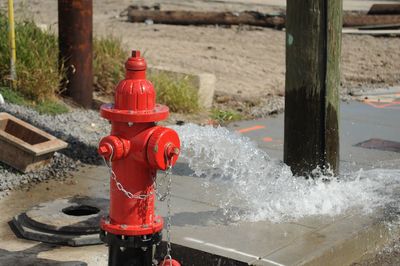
left=250, top=95, right=285, bottom=118
left=0, top=102, right=110, bottom=195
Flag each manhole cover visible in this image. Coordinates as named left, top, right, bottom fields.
left=355, top=138, right=400, bottom=153
left=12, top=196, right=109, bottom=246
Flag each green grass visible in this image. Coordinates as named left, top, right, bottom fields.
left=93, top=36, right=127, bottom=95
left=210, top=108, right=242, bottom=125
left=149, top=72, right=200, bottom=113
left=0, top=86, right=27, bottom=105
left=0, top=13, right=63, bottom=102
left=34, top=100, right=69, bottom=115
left=0, top=86, right=68, bottom=115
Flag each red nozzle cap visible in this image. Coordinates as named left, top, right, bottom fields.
left=147, top=127, right=180, bottom=171
left=125, top=50, right=147, bottom=71
left=98, top=136, right=131, bottom=161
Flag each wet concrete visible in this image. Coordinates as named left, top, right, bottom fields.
left=0, top=99, right=399, bottom=265
left=0, top=166, right=109, bottom=265
left=2, top=165, right=398, bottom=265
left=229, top=100, right=400, bottom=171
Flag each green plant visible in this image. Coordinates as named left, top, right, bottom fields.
left=0, top=86, right=68, bottom=115
left=35, top=100, right=69, bottom=115
left=0, top=86, right=27, bottom=105
left=0, top=12, right=200, bottom=115
left=93, top=36, right=127, bottom=95
left=149, top=72, right=200, bottom=113
left=211, top=108, right=242, bottom=125
left=0, top=13, right=63, bottom=102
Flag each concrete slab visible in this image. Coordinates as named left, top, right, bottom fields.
left=254, top=211, right=399, bottom=266
left=1, top=166, right=397, bottom=265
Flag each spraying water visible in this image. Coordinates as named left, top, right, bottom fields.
left=173, top=124, right=400, bottom=223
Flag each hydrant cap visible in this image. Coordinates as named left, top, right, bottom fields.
left=125, top=50, right=147, bottom=71
left=147, top=127, right=180, bottom=170
left=99, top=50, right=170, bottom=122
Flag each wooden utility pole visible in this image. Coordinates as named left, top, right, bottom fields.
left=284, top=0, right=342, bottom=176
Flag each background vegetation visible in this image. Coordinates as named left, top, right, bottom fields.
left=0, top=13, right=201, bottom=115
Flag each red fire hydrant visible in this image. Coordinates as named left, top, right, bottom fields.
left=98, top=50, right=181, bottom=266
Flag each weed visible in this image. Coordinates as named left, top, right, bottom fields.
left=35, top=100, right=69, bottom=115
left=93, top=36, right=127, bottom=95
left=210, top=108, right=242, bottom=125
left=0, top=13, right=63, bottom=102
left=149, top=73, right=200, bottom=113
left=0, top=87, right=68, bottom=115
left=0, top=86, right=27, bottom=106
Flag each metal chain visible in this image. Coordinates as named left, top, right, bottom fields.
left=155, top=167, right=171, bottom=202
left=101, top=146, right=153, bottom=200
left=101, top=142, right=176, bottom=266
left=163, top=164, right=173, bottom=266
left=159, top=148, right=175, bottom=266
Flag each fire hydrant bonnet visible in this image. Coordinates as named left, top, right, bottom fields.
left=100, top=50, right=169, bottom=122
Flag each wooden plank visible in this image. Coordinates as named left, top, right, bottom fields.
left=126, top=9, right=400, bottom=29
left=368, top=4, right=400, bottom=15
left=343, top=14, right=400, bottom=27
left=127, top=9, right=285, bottom=28
left=358, top=24, right=400, bottom=30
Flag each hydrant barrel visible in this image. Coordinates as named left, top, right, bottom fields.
left=98, top=51, right=180, bottom=240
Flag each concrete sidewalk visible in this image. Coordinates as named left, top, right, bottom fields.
left=0, top=98, right=399, bottom=266
left=229, top=100, right=400, bottom=171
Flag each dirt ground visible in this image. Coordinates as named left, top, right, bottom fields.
left=7, top=0, right=400, bottom=107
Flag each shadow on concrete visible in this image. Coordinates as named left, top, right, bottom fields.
left=0, top=243, right=87, bottom=266
left=170, top=208, right=244, bottom=227
left=157, top=241, right=247, bottom=266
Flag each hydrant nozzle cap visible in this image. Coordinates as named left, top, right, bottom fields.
left=125, top=50, right=147, bottom=71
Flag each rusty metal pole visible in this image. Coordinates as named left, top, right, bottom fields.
left=58, top=0, right=93, bottom=108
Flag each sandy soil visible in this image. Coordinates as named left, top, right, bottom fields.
left=6, top=0, right=400, bottom=107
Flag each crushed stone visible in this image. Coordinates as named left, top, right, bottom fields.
left=0, top=103, right=110, bottom=194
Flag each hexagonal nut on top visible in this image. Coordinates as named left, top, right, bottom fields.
left=125, top=50, right=146, bottom=71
